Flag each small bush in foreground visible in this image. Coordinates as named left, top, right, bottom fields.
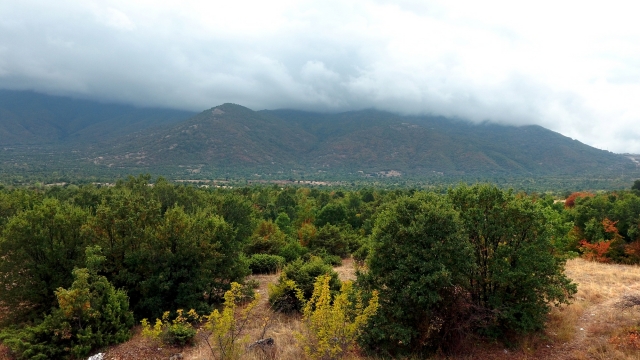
left=141, top=309, right=199, bottom=346
left=268, top=257, right=340, bottom=313
left=297, top=275, right=379, bottom=360
left=201, top=282, right=262, bottom=360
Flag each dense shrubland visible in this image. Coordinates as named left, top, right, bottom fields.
left=0, top=175, right=637, bottom=358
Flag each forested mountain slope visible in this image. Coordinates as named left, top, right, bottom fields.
left=95, top=104, right=635, bottom=176
left=0, top=90, right=636, bottom=179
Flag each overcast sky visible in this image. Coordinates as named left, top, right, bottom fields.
left=1, top=0, right=639, bottom=153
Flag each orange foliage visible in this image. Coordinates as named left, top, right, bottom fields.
left=579, top=218, right=622, bottom=263
left=580, top=239, right=612, bottom=263
left=564, top=191, right=594, bottom=208
left=603, top=218, right=621, bottom=236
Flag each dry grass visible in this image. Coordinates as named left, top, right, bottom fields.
left=544, top=258, right=640, bottom=360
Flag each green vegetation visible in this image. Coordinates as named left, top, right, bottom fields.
left=269, top=257, right=341, bottom=313
left=248, top=254, right=286, bottom=274
left=0, top=246, right=134, bottom=359
left=562, top=185, right=640, bottom=264
left=449, top=185, right=576, bottom=335
left=2, top=175, right=640, bottom=358
left=358, top=193, right=474, bottom=354
left=297, top=275, right=379, bottom=360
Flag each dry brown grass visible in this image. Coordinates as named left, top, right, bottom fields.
left=544, top=258, right=640, bottom=360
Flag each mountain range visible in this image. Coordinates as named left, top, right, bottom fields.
left=1, top=90, right=637, bottom=180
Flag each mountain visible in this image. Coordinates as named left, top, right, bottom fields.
left=0, top=90, right=637, bottom=180
left=91, top=103, right=637, bottom=177
left=0, top=90, right=194, bottom=145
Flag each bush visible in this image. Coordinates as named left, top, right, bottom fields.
left=309, top=248, right=342, bottom=266
left=308, top=224, right=350, bottom=258
left=296, top=275, right=379, bottom=360
left=352, top=243, right=369, bottom=263
left=248, top=254, right=285, bottom=274
left=245, top=220, right=287, bottom=255
left=268, top=276, right=304, bottom=313
left=141, top=309, right=199, bottom=347
left=201, top=282, right=262, bottom=360
left=268, top=257, right=340, bottom=313
left=0, top=246, right=134, bottom=359
left=282, top=257, right=341, bottom=299
left=277, top=241, right=308, bottom=262
left=357, top=193, right=474, bottom=355
left=449, top=184, right=577, bottom=336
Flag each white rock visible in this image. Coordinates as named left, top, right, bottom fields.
left=87, top=353, right=104, bottom=360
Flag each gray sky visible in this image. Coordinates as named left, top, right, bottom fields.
left=2, top=0, right=639, bottom=153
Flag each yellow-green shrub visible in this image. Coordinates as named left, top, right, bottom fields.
left=141, top=309, right=199, bottom=346
left=201, top=282, right=261, bottom=360
left=297, top=275, right=379, bottom=360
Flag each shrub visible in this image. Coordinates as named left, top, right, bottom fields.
left=245, top=220, right=287, bottom=255
left=282, top=257, right=340, bottom=300
left=297, top=275, right=379, bottom=360
left=268, top=276, right=305, bottom=313
left=201, top=282, right=262, bottom=360
left=358, top=193, right=474, bottom=355
left=0, top=246, right=134, bottom=359
left=248, top=254, right=285, bottom=274
left=308, top=224, right=350, bottom=258
left=141, top=309, right=199, bottom=346
left=449, top=184, right=577, bottom=336
left=309, top=248, right=342, bottom=266
left=277, top=240, right=308, bottom=262
left=352, top=242, right=370, bottom=264
left=268, top=257, right=340, bottom=313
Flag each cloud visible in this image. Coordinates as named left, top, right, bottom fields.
left=1, top=0, right=639, bottom=153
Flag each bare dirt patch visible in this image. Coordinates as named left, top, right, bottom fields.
left=102, top=327, right=185, bottom=360
left=334, top=257, right=357, bottom=282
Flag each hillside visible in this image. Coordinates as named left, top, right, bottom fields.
left=93, top=104, right=636, bottom=177
left=0, top=90, right=637, bottom=181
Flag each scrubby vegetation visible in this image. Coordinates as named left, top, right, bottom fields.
left=0, top=175, right=639, bottom=359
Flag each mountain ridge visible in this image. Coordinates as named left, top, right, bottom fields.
left=0, top=90, right=637, bottom=180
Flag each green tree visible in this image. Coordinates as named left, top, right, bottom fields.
left=358, top=193, right=474, bottom=354
left=0, top=198, right=89, bottom=320
left=244, top=220, right=287, bottom=255
left=448, top=184, right=576, bottom=335
left=136, top=207, right=249, bottom=318
left=0, top=246, right=134, bottom=359
left=315, top=202, right=347, bottom=227
left=308, top=224, right=349, bottom=258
